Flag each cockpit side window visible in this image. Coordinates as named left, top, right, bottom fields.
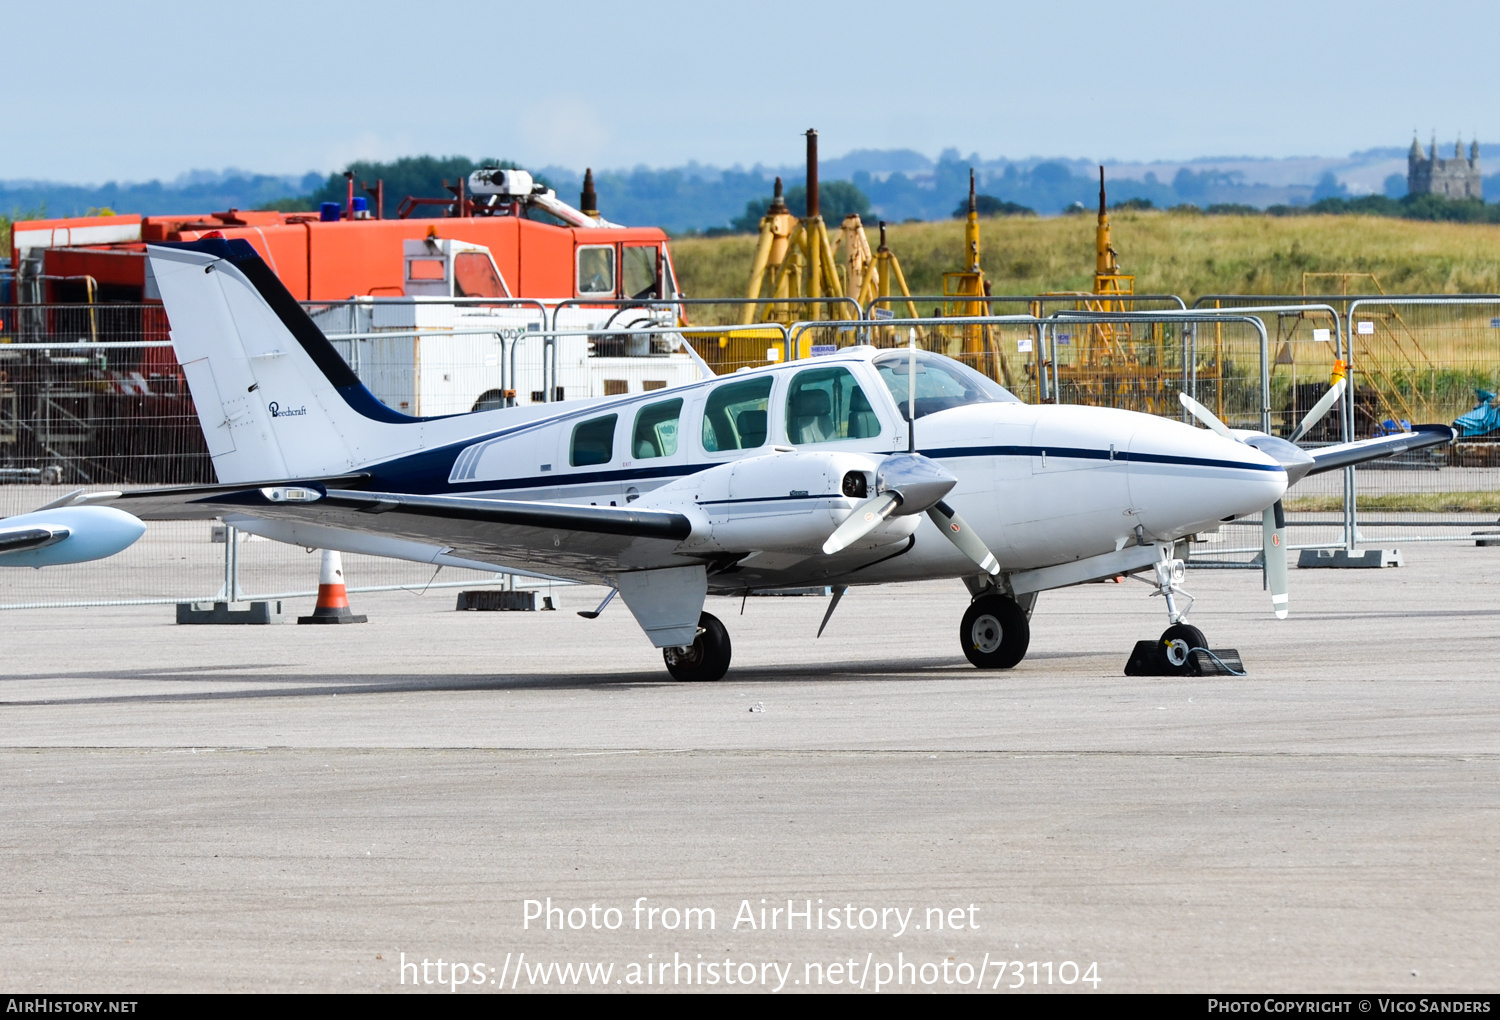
left=874, top=350, right=1019, bottom=419
left=701, top=376, right=773, bottom=453
left=577, top=245, right=616, bottom=297
left=785, top=366, right=881, bottom=444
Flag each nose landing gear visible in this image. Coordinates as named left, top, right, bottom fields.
left=1124, top=545, right=1245, bottom=676
left=1159, top=622, right=1207, bottom=675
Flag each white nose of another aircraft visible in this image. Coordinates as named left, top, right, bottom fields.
left=1125, top=414, right=1287, bottom=539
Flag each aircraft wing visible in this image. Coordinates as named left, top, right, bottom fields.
left=1304, top=425, right=1456, bottom=476
left=101, top=482, right=702, bottom=585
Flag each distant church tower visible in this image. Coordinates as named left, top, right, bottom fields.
left=1408, top=134, right=1482, bottom=200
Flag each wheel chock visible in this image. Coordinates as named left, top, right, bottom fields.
left=1124, top=641, right=1245, bottom=677
left=1296, top=548, right=1402, bottom=568
left=176, top=600, right=284, bottom=625
left=455, top=589, right=537, bottom=611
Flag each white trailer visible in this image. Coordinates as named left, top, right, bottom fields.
left=309, top=237, right=702, bottom=416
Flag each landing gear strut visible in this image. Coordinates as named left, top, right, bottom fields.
left=663, top=612, right=732, bottom=682
left=1151, top=545, right=1194, bottom=624
left=960, top=593, right=1030, bottom=669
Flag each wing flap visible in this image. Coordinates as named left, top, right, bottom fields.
left=103, top=484, right=700, bottom=583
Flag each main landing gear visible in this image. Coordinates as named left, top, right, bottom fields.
left=663, top=612, right=732, bottom=682
left=960, top=593, right=1031, bottom=669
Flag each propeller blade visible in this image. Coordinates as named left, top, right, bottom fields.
left=1287, top=378, right=1347, bottom=444
left=927, top=500, right=1000, bottom=575
left=822, top=493, right=901, bottom=555
left=1178, top=391, right=1239, bottom=442
left=1263, top=499, right=1289, bottom=619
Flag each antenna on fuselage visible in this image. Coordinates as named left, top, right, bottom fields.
left=908, top=328, right=917, bottom=453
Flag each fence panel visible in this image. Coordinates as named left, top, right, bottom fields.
left=1341, top=298, right=1500, bottom=545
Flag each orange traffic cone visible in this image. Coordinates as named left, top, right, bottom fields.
left=297, top=549, right=368, bottom=624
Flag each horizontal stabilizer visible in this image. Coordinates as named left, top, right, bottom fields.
left=77, top=474, right=370, bottom=519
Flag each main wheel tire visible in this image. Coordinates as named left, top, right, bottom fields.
left=960, top=594, right=1030, bottom=669
left=1160, top=623, right=1206, bottom=675
left=663, top=611, right=732, bottom=682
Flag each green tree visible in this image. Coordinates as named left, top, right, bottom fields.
left=951, top=194, right=1036, bottom=217
left=298, top=156, right=534, bottom=218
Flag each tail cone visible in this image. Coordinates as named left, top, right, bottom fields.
left=297, top=549, right=368, bottom=624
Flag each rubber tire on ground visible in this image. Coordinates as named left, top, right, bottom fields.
left=663, top=611, right=732, bottom=682
left=960, top=594, right=1031, bottom=669
left=1160, top=623, right=1206, bottom=675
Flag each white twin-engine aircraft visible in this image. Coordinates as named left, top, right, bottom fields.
left=86, top=239, right=1452, bottom=680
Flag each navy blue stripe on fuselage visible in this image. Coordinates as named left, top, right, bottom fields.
left=360, top=442, right=1283, bottom=497
left=920, top=445, right=1285, bottom=473
left=698, top=493, right=841, bottom=506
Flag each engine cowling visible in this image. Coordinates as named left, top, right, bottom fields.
left=638, top=449, right=919, bottom=557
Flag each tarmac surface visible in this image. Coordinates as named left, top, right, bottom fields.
left=1, top=544, right=1497, bottom=993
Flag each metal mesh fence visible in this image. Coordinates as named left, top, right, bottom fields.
left=5, top=290, right=1500, bottom=609
left=1340, top=298, right=1500, bottom=544
left=0, top=303, right=209, bottom=486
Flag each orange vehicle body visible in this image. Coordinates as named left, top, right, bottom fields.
left=11, top=210, right=676, bottom=304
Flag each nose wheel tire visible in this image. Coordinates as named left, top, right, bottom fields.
left=1160, top=623, right=1206, bottom=675
left=663, top=612, right=732, bottom=682
left=960, top=594, right=1030, bottom=669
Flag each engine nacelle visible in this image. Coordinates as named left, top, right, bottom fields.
left=639, top=449, right=917, bottom=556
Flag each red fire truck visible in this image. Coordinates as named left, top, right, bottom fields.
left=0, top=169, right=695, bottom=483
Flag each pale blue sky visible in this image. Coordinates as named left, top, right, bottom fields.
left=7, top=0, right=1499, bottom=183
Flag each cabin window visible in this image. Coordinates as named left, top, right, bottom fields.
left=785, top=366, right=880, bottom=444
left=407, top=258, right=445, bottom=281
left=633, top=398, right=682, bottom=459
left=453, top=252, right=509, bottom=298
left=577, top=245, right=616, bottom=296
left=570, top=413, right=618, bottom=466
left=622, top=245, right=661, bottom=299
left=702, top=376, right=773, bottom=453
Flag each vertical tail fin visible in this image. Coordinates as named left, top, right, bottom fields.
left=149, top=238, right=426, bottom=483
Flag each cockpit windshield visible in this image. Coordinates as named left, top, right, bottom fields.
left=873, top=350, right=1020, bottom=420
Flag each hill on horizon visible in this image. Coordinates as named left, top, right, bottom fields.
left=6, top=142, right=1500, bottom=233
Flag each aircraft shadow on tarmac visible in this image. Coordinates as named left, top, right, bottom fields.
left=0, top=650, right=1108, bottom=705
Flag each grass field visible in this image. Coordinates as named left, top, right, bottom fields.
left=671, top=211, right=1500, bottom=304
left=1286, top=491, right=1500, bottom=512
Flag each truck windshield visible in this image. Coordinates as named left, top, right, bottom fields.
left=873, top=350, right=1019, bottom=420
